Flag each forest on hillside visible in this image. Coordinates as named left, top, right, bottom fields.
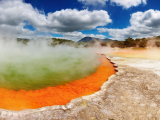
left=17, top=35, right=160, bottom=48
left=101, top=36, right=160, bottom=48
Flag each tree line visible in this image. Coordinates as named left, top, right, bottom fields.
left=101, top=36, right=160, bottom=48
left=17, top=36, right=160, bottom=48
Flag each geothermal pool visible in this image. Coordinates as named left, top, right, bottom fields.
left=0, top=40, right=116, bottom=110
left=0, top=40, right=100, bottom=91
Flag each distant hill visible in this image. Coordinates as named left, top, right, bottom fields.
left=17, top=38, right=30, bottom=41
left=78, top=37, right=113, bottom=42
left=78, top=37, right=98, bottom=42
left=103, top=38, right=113, bottom=41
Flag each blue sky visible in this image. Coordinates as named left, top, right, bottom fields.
left=0, top=0, right=160, bottom=41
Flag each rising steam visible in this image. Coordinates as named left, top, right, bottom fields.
left=0, top=38, right=100, bottom=90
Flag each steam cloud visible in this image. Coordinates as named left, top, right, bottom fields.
left=0, top=38, right=100, bottom=90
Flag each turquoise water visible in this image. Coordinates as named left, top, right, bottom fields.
left=0, top=42, right=100, bottom=90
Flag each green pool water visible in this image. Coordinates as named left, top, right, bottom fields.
left=0, top=43, right=100, bottom=91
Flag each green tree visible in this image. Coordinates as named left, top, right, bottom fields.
left=139, top=38, right=147, bottom=48
left=156, top=40, right=160, bottom=47
left=124, top=37, right=136, bottom=47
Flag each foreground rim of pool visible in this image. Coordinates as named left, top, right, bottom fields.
left=0, top=55, right=116, bottom=111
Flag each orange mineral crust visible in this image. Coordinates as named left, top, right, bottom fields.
left=111, top=49, right=149, bottom=59
left=112, top=50, right=145, bottom=58
left=111, top=48, right=160, bottom=60
left=0, top=55, right=116, bottom=111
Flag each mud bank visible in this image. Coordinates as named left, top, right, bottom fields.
left=1, top=56, right=160, bottom=119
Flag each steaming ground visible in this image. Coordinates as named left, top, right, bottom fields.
left=0, top=39, right=100, bottom=90
left=109, top=48, right=160, bottom=76
left=110, top=48, right=160, bottom=60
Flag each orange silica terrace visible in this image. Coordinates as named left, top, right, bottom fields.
left=0, top=55, right=116, bottom=111
left=111, top=48, right=160, bottom=60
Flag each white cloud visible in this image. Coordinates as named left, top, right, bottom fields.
left=98, top=9, right=160, bottom=40
left=0, top=0, right=111, bottom=40
left=78, top=0, right=147, bottom=9
left=0, top=22, right=35, bottom=37
left=78, top=0, right=108, bottom=6
left=110, top=0, right=147, bottom=9
left=0, top=0, right=43, bottom=36
left=42, top=9, right=112, bottom=32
